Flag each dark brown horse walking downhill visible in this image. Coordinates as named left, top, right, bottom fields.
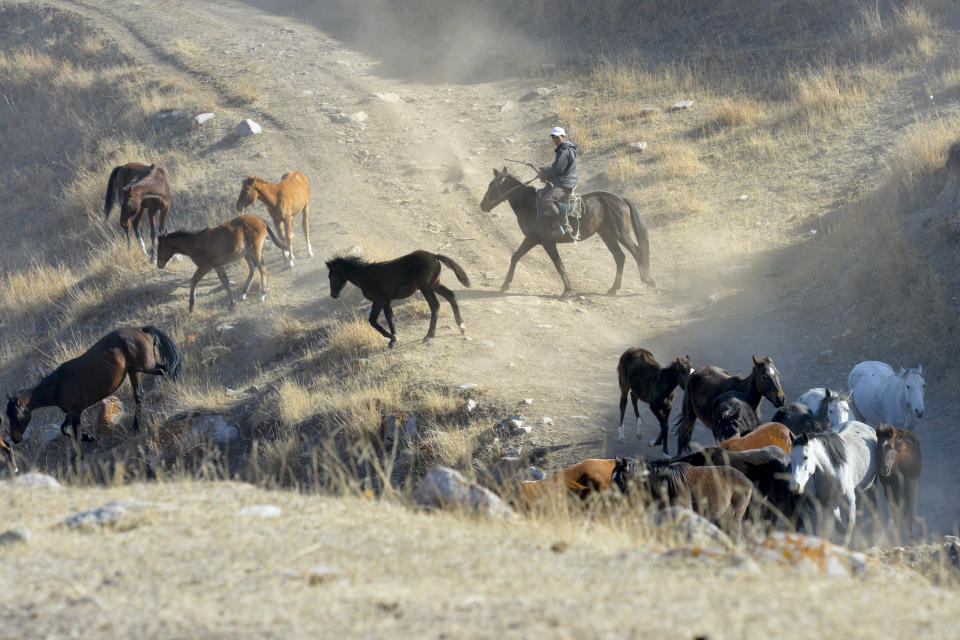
left=104, top=162, right=172, bottom=261
left=5, top=326, right=183, bottom=445
left=326, top=250, right=470, bottom=348
left=480, top=168, right=655, bottom=297
left=156, top=215, right=289, bottom=312
left=616, top=348, right=692, bottom=455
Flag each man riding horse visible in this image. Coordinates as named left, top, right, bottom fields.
left=538, top=126, right=578, bottom=238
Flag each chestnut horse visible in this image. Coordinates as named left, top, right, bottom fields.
left=612, top=459, right=753, bottom=539
left=875, top=424, right=922, bottom=542
left=675, top=356, right=786, bottom=454
left=517, top=458, right=616, bottom=505
left=326, top=250, right=470, bottom=347
left=616, top=348, right=692, bottom=455
left=104, top=162, right=172, bottom=261
left=157, top=215, right=288, bottom=312
left=480, top=168, right=655, bottom=297
left=235, top=171, right=311, bottom=268
left=5, top=326, right=182, bottom=445
left=720, top=422, right=793, bottom=455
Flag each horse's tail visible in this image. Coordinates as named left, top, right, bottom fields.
left=264, top=223, right=289, bottom=252
left=104, top=165, right=122, bottom=218
left=626, top=198, right=656, bottom=288
left=673, top=390, right=695, bottom=454
left=436, top=254, right=471, bottom=288
left=142, top=326, right=183, bottom=381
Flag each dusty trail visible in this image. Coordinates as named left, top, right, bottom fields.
left=37, top=0, right=960, bottom=535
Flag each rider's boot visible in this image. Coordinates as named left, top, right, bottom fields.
left=552, top=210, right=573, bottom=238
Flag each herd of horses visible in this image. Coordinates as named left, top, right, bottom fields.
left=0, top=161, right=928, bottom=547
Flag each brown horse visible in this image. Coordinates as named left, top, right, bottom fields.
left=616, top=348, right=692, bottom=456
left=5, top=326, right=182, bottom=445
left=104, top=162, right=172, bottom=261
left=479, top=168, right=655, bottom=297
left=875, top=424, right=921, bottom=542
left=157, top=215, right=288, bottom=312
left=675, top=356, right=786, bottom=454
left=517, top=458, right=616, bottom=505
left=613, top=458, right=753, bottom=540
left=720, top=422, right=793, bottom=455
left=235, top=171, right=311, bottom=268
left=326, top=250, right=470, bottom=347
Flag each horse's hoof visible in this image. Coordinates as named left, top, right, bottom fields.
left=648, top=439, right=659, bottom=447
left=606, top=287, right=619, bottom=296
left=643, top=276, right=657, bottom=288
left=388, top=342, right=396, bottom=349
left=458, top=323, right=466, bottom=334
left=81, top=434, right=97, bottom=443
left=500, top=285, right=510, bottom=292
left=259, top=293, right=267, bottom=302
left=240, top=293, right=247, bottom=301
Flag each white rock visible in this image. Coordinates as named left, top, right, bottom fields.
left=537, top=417, right=554, bottom=426
left=238, top=504, right=282, bottom=518
left=235, top=119, right=262, bottom=136
left=153, top=109, right=184, bottom=131
left=809, top=229, right=818, bottom=235
left=626, top=141, right=647, bottom=153
left=454, top=383, right=478, bottom=392
left=519, top=398, right=534, bottom=406
left=413, top=467, right=517, bottom=519
left=498, top=101, right=515, bottom=112
left=156, top=414, right=241, bottom=458
left=671, top=100, right=694, bottom=110
left=739, top=194, right=748, bottom=200
left=349, top=111, right=368, bottom=123
left=8, top=473, right=61, bottom=489
left=194, top=112, right=215, bottom=125
left=463, top=399, right=478, bottom=413
left=652, top=507, right=733, bottom=551
left=367, top=92, right=403, bottom=104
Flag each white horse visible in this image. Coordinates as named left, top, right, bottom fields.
left=796, top=387, right=853, bottom=429
left=848, top=361, right=925, bottom=429
left=790, top=420, right=878, bottom=546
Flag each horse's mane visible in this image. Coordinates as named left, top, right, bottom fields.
left=327, top=255, right=369, bottom=269
left=805, top=431, right=848, bottom=468
left=648, top=461, right=693, bottom=495
left=162, top=230, right=196, bottom=240
left=815, top=390, right=850, bottom=420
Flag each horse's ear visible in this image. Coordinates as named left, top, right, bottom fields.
left=825, top=387, right=833, bottom=398
left=325, top=260, right=333, bottom=268
left=752, top=355, right=761, bottom=366
left=917, top=363, right=923, bottom=375
left=493, top=168, right=500, bottom=177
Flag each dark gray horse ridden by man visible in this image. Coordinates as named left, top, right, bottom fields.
left=538, top=126, right=578, bottom=238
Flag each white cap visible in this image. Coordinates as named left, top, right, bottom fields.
left=550, top=126, right=566, bottom=137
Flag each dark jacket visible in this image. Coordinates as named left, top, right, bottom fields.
left=540, top=140, right=578, bottom=189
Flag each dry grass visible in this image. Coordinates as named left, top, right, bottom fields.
left=0, top=481, right=958, bottom=639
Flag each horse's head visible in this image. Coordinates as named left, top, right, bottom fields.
left=669, top=355, right=694, bottom=387
left=236, top=175, right=260, bottom=212
left=325, top=259, right=348, bottom=298
left=479, top=167, right=514, bottom=212
left=823, top=388, right=852, bottom=427
left=156, top=233, right=174, bottom=269
left=901, top=366, right=925, bottom=420
left=611, top=457, right=645, bottom=494
left=752, top=355, right=785, bottom=407
left=788, top=432, right=815, bottom=494
left=714, top=404, right=743, bottom=442
left=875, top=424, right=899, bottom=477
left=5, top=394, right=30, bottom=444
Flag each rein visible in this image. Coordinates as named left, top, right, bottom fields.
left=487, top=175, right=539, bottom=210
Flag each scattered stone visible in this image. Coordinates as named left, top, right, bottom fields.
left=527, top=467, right=545, bottom=481
left=238, top=504, right=282, bottom=518
left=625, top=141, right=647, bottom=153
left=413, top=467, right=517, bottom=519
left=463, top=399, right=478, bottom=413
left=301, top=90, right=313, bottom=96
left=756, top=532, right=870, bottom=577
left=519, top=398, right=534, bottom=406
left=61, top=499, right=151, bottom=529
left=5, top=473, right=61, bottom=489
left=235, top=119, right=262, bottom=136
left=507, top=414, right=524, bottom=429
left=537, top=417, right=554, bottom=426
left=454, top=383, right=478, bottom=393
left=153, top=109, right=184, bottom=131
left=0, top=528, right=29, bottom=547
left=348, top=111, right=368, bottom=123
left=739, top=194, right=748, bottom=200
left=216, top=324, right=235, bottom=337
left=364, top=92, right=403, bottom=104
left=514, top=425, right=533, bottom=435
left=519, top=87, right=551, bottom=102
left=670, top=100, right=694, bottom=110
left=498, top=101, right=516, bottom=113
left=194, top=112, right=215, bottom=125
left=155, top=413, right=241, bottom=458
left=95, top=397, right=125, bottom=439
left=809, top=229, right=818, bottom=235
left=307, top=565, right=345, bottom=585
left=652, top=507, right=734, bottom=552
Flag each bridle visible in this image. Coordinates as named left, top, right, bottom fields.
left=485, top=173, right=539, bottom=210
